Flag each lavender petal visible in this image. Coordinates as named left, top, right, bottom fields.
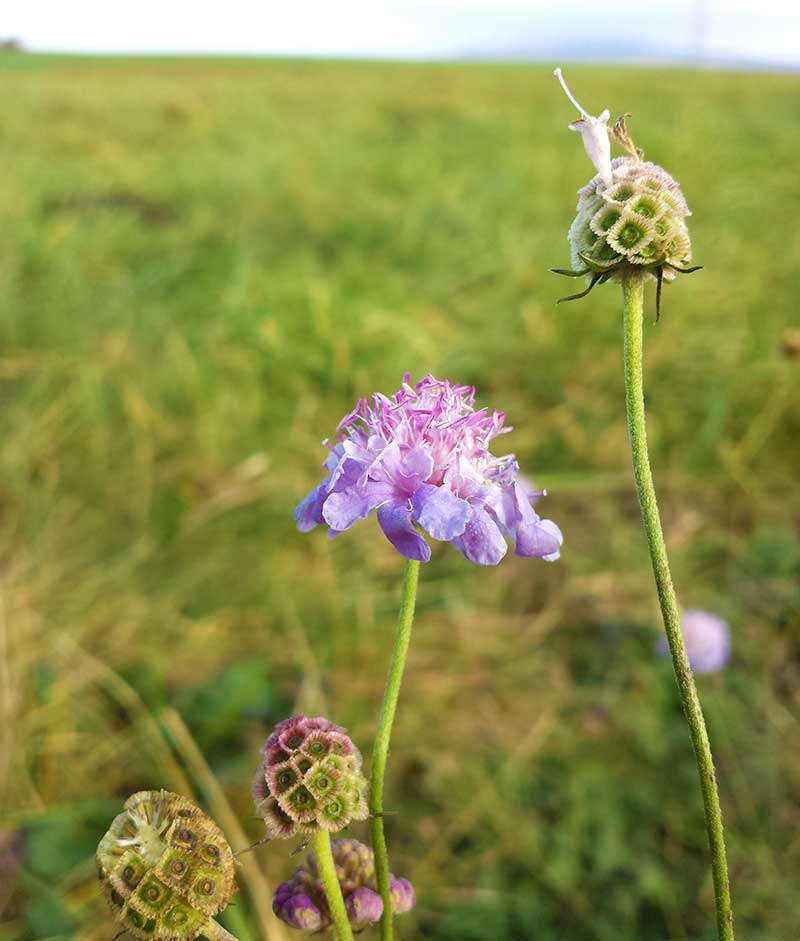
left=411, top=483, right=471, bottom=541
left=377, top=502, right=431, bottom=562
left=322, top=489, right=374, bottom=532
left=453, top=506, right=508, bottom=565
left=515, top=517, right=563, bottom=561
left=294, top=483, right=328, bottom=532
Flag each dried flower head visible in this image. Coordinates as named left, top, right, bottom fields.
left=552, top=69, right=701, bottom=318
left=273, top=838, right=415, bottom=934
left=295, top=373, right=562, bottom=566
left=96, top=790, right=236, bottom=941
left=253, top=716, right=369, bottom=839
left=657, top=609, right=731, bottom=674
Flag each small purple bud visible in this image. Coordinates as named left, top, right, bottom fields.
left=345, top=887, right=384, bottom=928
left=272, top=881, right=293, bottom=915
left=656, top=609, right=731, bottom=674
left=389, top=875, right=416, bottom=914
left=279, top=894, right=325, bottom=933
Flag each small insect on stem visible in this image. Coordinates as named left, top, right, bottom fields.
left=234, top=834, right=271, bottom=857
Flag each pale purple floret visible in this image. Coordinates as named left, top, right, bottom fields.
left=295, top=374, right=563, bottom=566
left=389, top=876, right=416, bottom=914
left=345, top=887, right=384, bottom=929
left=276, top=892, right=325, bottom=932
left=656, top=609, right=731, bottom=674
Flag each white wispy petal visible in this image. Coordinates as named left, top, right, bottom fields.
left=554, top=68, right=613, bottom=187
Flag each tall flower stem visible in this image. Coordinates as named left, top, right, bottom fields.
left=308, top=831, right=354, bottom=941
left=622, top=271, right=734, bottom=941
left=370, top=558, right=421, bottom=941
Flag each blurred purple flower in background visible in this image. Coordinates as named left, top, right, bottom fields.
left=656, top=609, right=731, bottom=674
left=295, top=373, right=562, bottom=565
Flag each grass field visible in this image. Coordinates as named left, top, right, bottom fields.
left=1, top=54, right=799, bottom=941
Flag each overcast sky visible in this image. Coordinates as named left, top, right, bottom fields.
left=5, top=0, right=799, bottom=68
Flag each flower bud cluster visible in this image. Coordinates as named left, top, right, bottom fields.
left=96, top=790, right=236, bottom=941
left=273, top=838, right=416, bottom=934
left=252, top=715, right=369, bottom=839
left=568, top=157, right=693, bottom=281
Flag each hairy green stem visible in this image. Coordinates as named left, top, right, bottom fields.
left=370, top=558, right=420, bottom=941
left=309, top=830, right=354, bottom=941
left=621, top=272, right=734, bottom=940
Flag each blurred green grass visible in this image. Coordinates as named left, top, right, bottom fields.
left=1, top=54, right=798, bottom=941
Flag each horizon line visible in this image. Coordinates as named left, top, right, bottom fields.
left=2, top=47, right=799, bottom=74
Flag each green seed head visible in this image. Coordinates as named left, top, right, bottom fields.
left=568, top=157, right=694, bottom=279
left=589, top=204, right=622, bottom=236
left=303, top=736, right=330, bottom=759
left=156, top=848, right=196, bottom=890
left=271, top=762, right=298, bottom=794
left=280, top=785, right=318, bottom=824
left=121, top=907, right=158, bottom=940
left=307, top=767, right=340, bottom=801
left=96, top=790, right=236, bottom=941
left=255, top=715, right=370, bottom=838
left=554, top=69, right=700, bottom=313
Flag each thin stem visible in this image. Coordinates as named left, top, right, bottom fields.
left=621, top=272, right=734, bottom=941
left=370, top=558, right=421, bottom=941
left=309, top=830, right=354, bottom=941
left=161, top=708, right=288, bottom=941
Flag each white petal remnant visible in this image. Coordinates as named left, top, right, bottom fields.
left=554, top=67, right=613, bottom=187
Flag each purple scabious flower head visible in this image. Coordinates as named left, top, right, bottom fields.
left=295, top=373, right=563, bottom=566
left=656, top=609, right=731, bottom=674
left=253, top=716, right=369, bottom=840
left=273, top=838, right=415, bottom=934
